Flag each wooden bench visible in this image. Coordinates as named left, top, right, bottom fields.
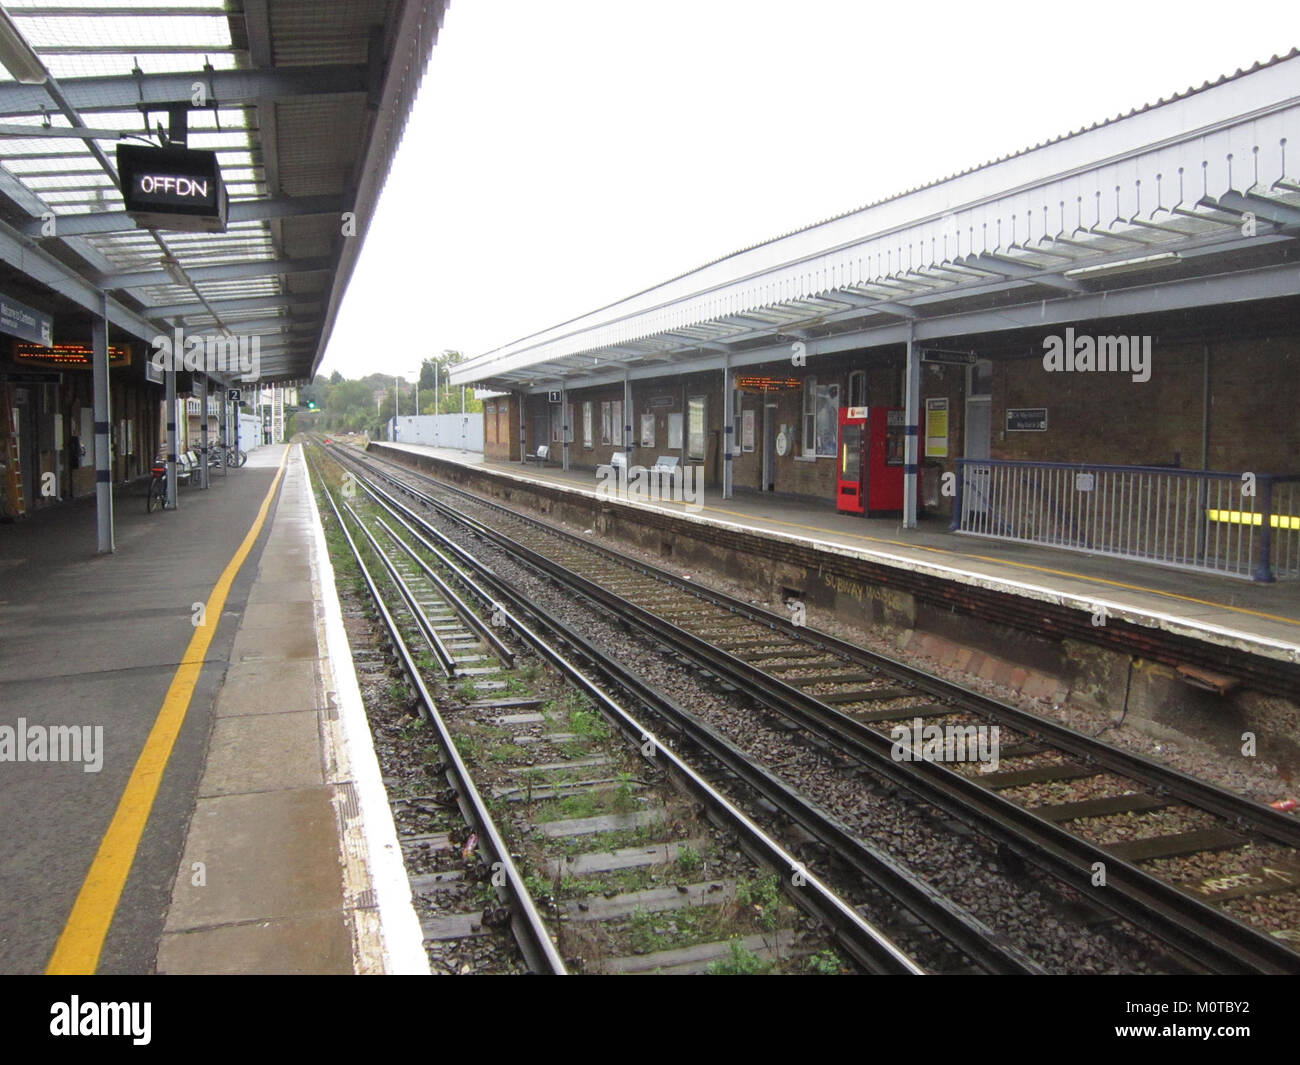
left=525, top=444, right=550, bottom=466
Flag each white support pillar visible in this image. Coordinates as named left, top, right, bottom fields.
left=561, top=385, right=569, bottom=471
left=518, top=390, right=526, bottom=464
left=722, top=353, right=733, bottom=500
left=460, top=385, right=466, bottom=453
left=165, top=363, right=178, bottom=509
left=623, top=370, right=632, bottom=461
left=92, top=304, right=113, bottom=552
left=198, top=374, right=209, bottom=489
left=903, top=324, right=921, bottom=529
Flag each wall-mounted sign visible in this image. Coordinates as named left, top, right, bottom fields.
left=846, top=406, right=868, bottom=419
left=0, top=293, right=52, bottom=346
left=13, top=340, right=129, bottom=370
left=925, top=397, right=949, bottom=457
left=1006, top=407, right=1048, bottom=432
left=735, top=375, right=801, bottom=392
left=117, top=144, right=229, bottom=233
left=548, top=390, right=562, bottom=402
left=649, top=395, right=674, bottom=408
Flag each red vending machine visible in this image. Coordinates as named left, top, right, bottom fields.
left=836, top=405, right=907, bottom=516
left=836, top=406, right=868, bottom=513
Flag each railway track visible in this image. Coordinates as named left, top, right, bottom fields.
left=325, top=439, right=1300, bottom=974
left=307, top=446, right=938, bottom=974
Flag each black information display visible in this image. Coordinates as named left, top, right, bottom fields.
left=1006, top=407, right=1049, bottom=431
left=116, top=144, right=229, bottom=233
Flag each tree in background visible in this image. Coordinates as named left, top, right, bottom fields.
left=417, top=350, right=483, bottom=415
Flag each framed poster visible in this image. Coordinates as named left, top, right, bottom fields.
left=667, top=411, right=683, bottom=450
left=742, top=409, right=755, bottom=452
left=924, top=397, right=949, bottom=457
left=640, top=412, right=655, bottom=448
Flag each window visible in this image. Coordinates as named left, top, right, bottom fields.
left=802, top=377, right=840, bottom=458
left=848, top=371, right=866, bottom=408
left=582, top=401, right=593, bottom=448
left=687, top=395, right=706, bottom=461
left=612, top=400, right=622, bottom=448
left=600, top=401, right=612, bottom=445
left=550, top=403, right=561, bottom=443
left=969, top=359, right=993, bottom=398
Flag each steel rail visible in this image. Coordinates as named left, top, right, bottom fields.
left=325, top=444, right=1045, bottom=973
left=313, top=469, right=567, bottom=974
left=319, top=444, right=925, bottom=974
left=335, top=443, right=1300, bottom=974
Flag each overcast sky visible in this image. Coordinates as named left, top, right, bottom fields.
left=319, top=0, right=1300, bottom=382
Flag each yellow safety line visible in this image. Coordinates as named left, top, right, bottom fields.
left=506, top=464, right=1300, bottom=630
left=45, top=449, right=289, bottom=975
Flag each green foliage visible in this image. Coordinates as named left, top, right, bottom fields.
left=736, top=874, right=782, bottom=931
left=707, top=940, right=770, bottom=975
left=805, top=950, right=842, bottom=975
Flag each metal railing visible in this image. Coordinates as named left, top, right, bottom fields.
left=951, top=459, right=1300, bottom=581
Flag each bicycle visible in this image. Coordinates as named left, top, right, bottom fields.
left=212, top=440, right=247, bottom=468
left=147, top=461, right=168, bottom=513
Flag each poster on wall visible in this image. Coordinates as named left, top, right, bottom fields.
left=742, top=409, right=755, bottom=452
left=641, top=412, right=655, bottom=448
left=925, top=397, right=949, bottom=457
left=667, top=412, right=683, bottom=449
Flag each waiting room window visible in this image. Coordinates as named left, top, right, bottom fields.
left=687, top=395, right=706, bottom=461
left=848, top=371, right=866, bottom=408
left=600, top=401, right=612, bottom=445
left=582, top=401, right=593, bottom=448
left=802, top=377, right=840, bottom=458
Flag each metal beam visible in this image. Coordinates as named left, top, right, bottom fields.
left=967, top=253, right=1084, bottom=292
left=0, top=66, right=370, bottom=117
left=101, top=256, right=333, bottom=289
left=21, top=195, right=348, bottom=238
left=1208, top=191, right=1300, bottom=228
left=147, top=293, right=319, bottom=318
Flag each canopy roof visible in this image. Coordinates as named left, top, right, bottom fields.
left=0, top=0, right=448, bottom=383
left=452, top=49, right=1300, bottom=393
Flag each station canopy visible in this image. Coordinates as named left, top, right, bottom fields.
left=452, top=49, right=1300, bottom=395
left=0, top=0, right=447, bottom=384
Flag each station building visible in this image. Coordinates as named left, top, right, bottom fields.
left=458, top=51, right=1300, bottom=581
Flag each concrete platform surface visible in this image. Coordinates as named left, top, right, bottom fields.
left=380, top=442, right=1300, bottom=663
left=0, top=443, right=426, bottom=975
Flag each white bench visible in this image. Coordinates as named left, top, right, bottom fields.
left=525, top=444, right=550, bottom=465
left=650, top=455, right=679, bottom=480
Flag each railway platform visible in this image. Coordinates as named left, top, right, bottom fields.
left=0, top=444, right=426, bottom=975
left=374, top=442, right=1300, bottom=665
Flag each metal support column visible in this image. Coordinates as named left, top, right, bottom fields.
left=722, top=354, right=733, bottom=500
left=460, top=385, right=466, bottom=452
left=232, top=387, right=240, bottom=461
left=903, top=324, right=920, bottom=528
left=518, top=390, right=526, bottom=464
left=623, top=370, right=632, bottom=462
left=165, top=362, right=178, bottom=509
left=561, top=385, right=569, bottom=471
left=92, top=302, right=113, bottom=552
left=198, top=374, right=209, bottom=489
